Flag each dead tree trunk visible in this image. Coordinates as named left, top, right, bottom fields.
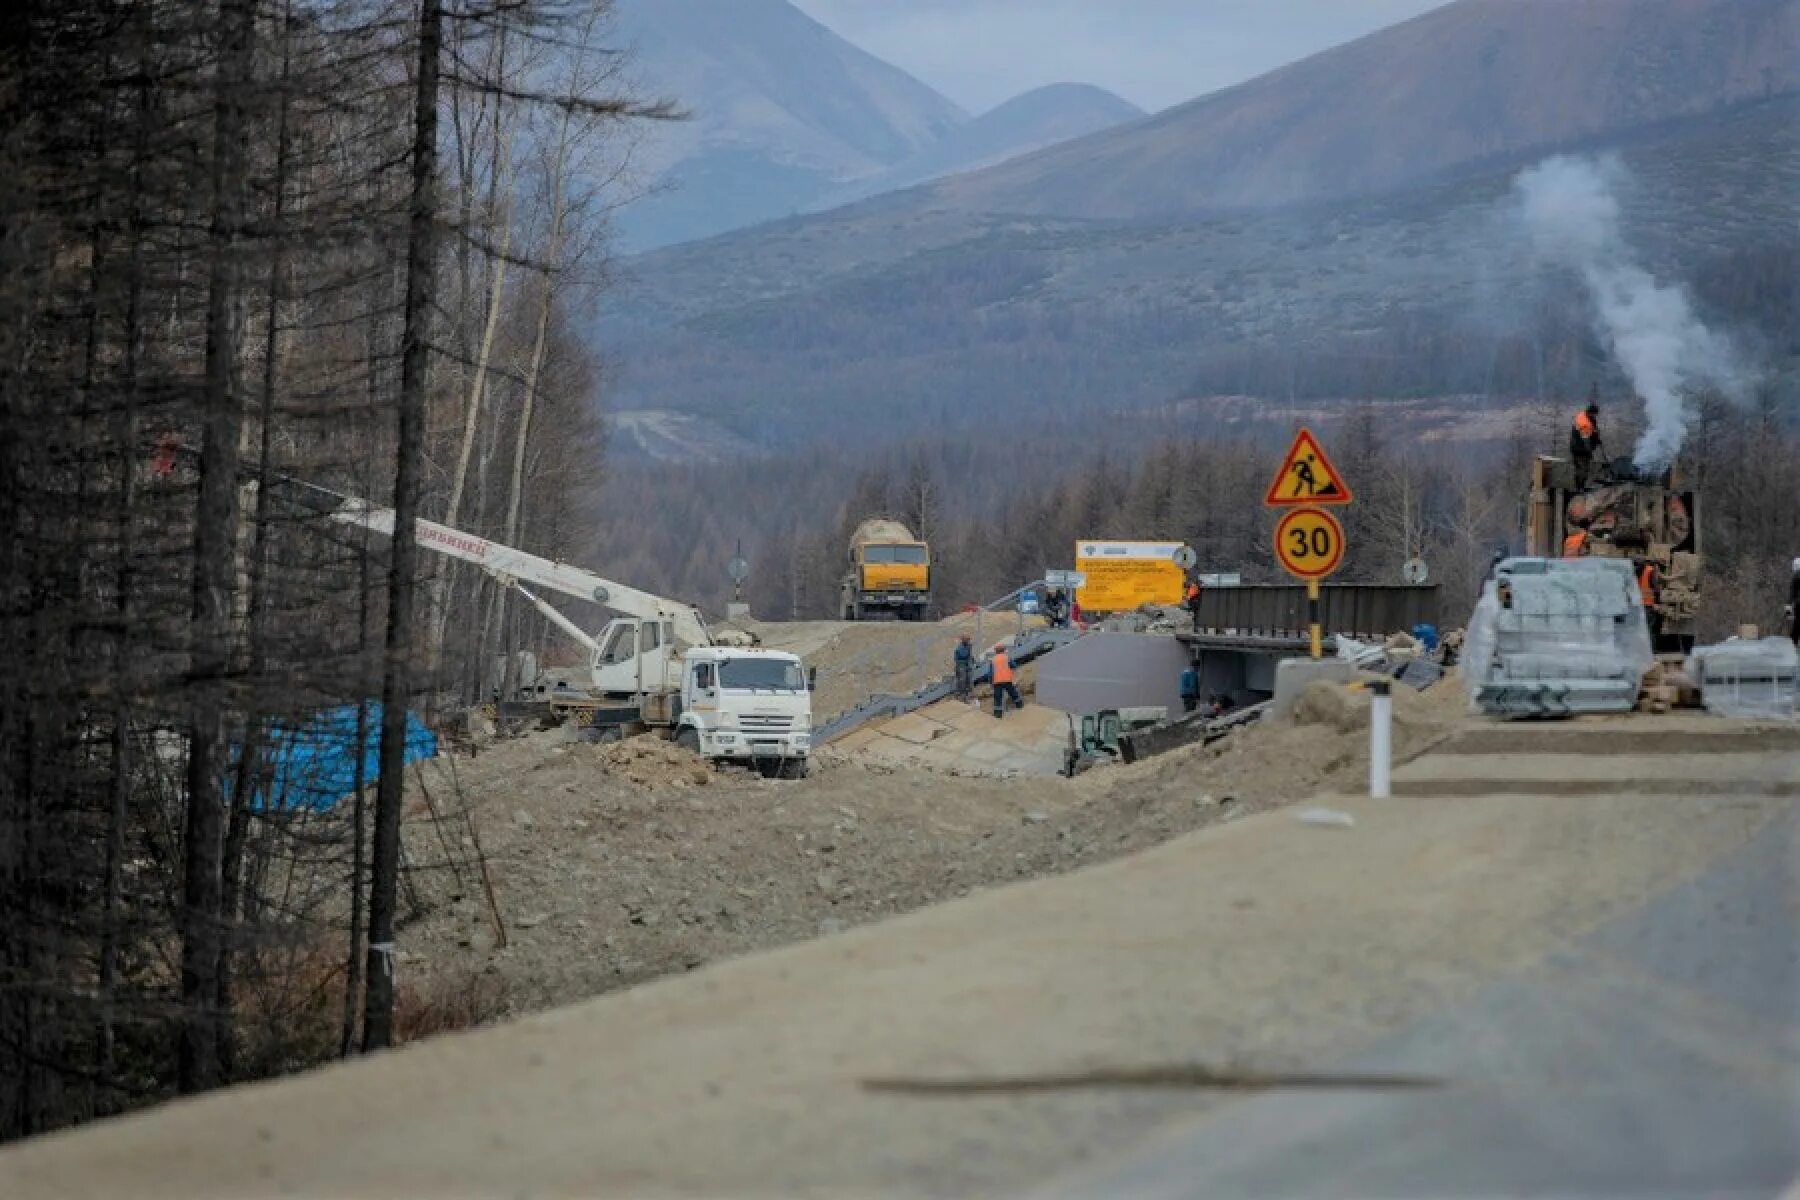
left=180, top=0, right=257, bottom=1095
left=362, top=0, right=441, bottom=1053
left=98, top=21, right=156, bottom=1103
left=217, top=0, right=297, bottom=1078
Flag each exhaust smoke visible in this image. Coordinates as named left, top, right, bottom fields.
left=1512, top=156, right=1753, bottom=469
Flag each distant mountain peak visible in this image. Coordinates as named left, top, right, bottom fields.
left=982, top=83, right=1144, bottom=118
left=609, top=0, right=966, bottom=251
left=811, top=81, right=1146, bottom=210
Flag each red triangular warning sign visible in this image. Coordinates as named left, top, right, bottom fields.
left=1263, top=427, right=1353, bottom=507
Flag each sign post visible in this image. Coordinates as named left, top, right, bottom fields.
left=1265, top=428, right=1353, bottom=659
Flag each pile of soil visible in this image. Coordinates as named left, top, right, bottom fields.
left=398, top=676, right=1460, bottom=1021
left=587, top=735, right=714, bottom=788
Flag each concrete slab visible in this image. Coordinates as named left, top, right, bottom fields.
left=880, top=712, right=954, bottom=746
left=825, top=727, right=881, bottom=754
left=946, top=705, right=1004, bottom=732
left=958, top=738, right=1018, bottom=765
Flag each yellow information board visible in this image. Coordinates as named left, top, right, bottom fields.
left=1072, top=541, right=1187, bottom=613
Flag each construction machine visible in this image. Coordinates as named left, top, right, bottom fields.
left=1062, top=707, right=1167, bottom=777
left=155, top=445, right=813, bottom=774
left=841, top=518, right=931, bottom=621
left=1525, top=454, right=1701, bottom=652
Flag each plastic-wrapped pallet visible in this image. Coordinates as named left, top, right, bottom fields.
left=1686, top=638, right=1798, bottom=719
left=1462, top=557, right=1654, bottom=719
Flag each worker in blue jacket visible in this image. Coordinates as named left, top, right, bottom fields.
left=953, top=634, right=974, bottom=703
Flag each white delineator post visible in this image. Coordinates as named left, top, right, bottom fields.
left=1368, top=678, right=1393, bottom=799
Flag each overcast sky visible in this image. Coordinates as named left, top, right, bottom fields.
left=790, top=0, right=1454, bottom=113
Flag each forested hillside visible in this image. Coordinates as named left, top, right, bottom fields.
left=593, top=392, right=1800, bottom=644
left=600, top=97, right=1800, bottom=448
left=0, top=0, right=650, bottom=1141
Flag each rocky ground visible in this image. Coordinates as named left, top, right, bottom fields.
left=397, top=676, right=1456, bottom=1018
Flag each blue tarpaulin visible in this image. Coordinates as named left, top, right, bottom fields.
left=240, top=704, right=437, bottom=813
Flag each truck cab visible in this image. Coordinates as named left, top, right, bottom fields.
left=589, top=617, right=678, bottom=697
left=677, top=646, right=812, bottom=776
left=843, top=539, right=931, bottom=621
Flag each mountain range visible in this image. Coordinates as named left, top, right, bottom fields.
left=911, top=0, right=1800, bottom=220
left=597, top=0, right=1800, bottom=454
left=609, top=0, right=1141, bottom=251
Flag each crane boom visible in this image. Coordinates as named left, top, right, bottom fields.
left=320, top=496, right=714, bottom=649
left=152, top=438, right=713, bottom=648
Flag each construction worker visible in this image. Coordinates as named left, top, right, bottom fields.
left=1179, top=663, right=1200, bottom=714
left=1570, top=392, right=1604, bottom=489
left=1636, top=558, right=1662, bottom=643
left=1183, top=576, right=1203, bottom=632
left=1562, top=529, right=1588, bottom=558
left=953, top=634, right=974, bottom=703
left=990, top=644, right=1023, bottom=719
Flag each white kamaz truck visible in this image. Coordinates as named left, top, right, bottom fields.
left=164, top=445, right=813, bottom=775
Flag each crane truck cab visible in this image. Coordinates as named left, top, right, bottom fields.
left=676, top=646, right=812, bottom=777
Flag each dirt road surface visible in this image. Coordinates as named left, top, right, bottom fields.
left=4, top=714, right=1794, bottom=1198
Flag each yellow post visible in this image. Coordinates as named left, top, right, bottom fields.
left=1307, top=578, right=1321, bottom=659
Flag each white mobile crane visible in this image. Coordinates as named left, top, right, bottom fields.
left=157, top=443, right=814, bottom=775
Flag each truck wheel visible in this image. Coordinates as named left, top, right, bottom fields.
left=779, top=758, right=808, bottom=780
left=675, top=727, right=701, bottom=755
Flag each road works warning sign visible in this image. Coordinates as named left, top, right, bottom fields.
left=1073, top=541, right=1186, bottom=612
left=1264, top=428, right=1353, bottom=506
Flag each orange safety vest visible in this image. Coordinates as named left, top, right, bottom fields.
left=1573, top=411, right=1596, bottom=440
left=1638, top=564, right=1657, bottom=607
left=1184, top=581, right=1201, bottom=603
left=1562, top=531, right=1586, bottom=558
left=991, top=651, right=1014, bottom=685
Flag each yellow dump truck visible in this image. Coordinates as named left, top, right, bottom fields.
left=841, top=518, right=931, bottom=621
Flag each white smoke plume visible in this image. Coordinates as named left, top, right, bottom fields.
left=1512, top=155, right=1753, bottom=469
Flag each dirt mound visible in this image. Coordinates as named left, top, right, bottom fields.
left=1290, top=675, right=1453, bottom=738
left=582, top=734, right=712, bottom=788
left=399, top=675, right=1464, bottom=1027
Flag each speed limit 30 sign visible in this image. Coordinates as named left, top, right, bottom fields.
left=1274, top=506, right=1344, bottom=581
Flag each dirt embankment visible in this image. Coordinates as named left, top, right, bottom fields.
left=399, top=678, right=1456, bottom=1017
left=739, top=613, right=1048, bottom=721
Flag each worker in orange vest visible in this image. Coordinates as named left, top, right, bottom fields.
left=1183, top=577, right=1202, bottom=631
left=1569, top=393, right=1603, bottom=488
left=990, top=644, right=1023, bottom=719
left=1636, top=558, right=1662, bottom=643
left=1562, top=530, right=1588, bottom=558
